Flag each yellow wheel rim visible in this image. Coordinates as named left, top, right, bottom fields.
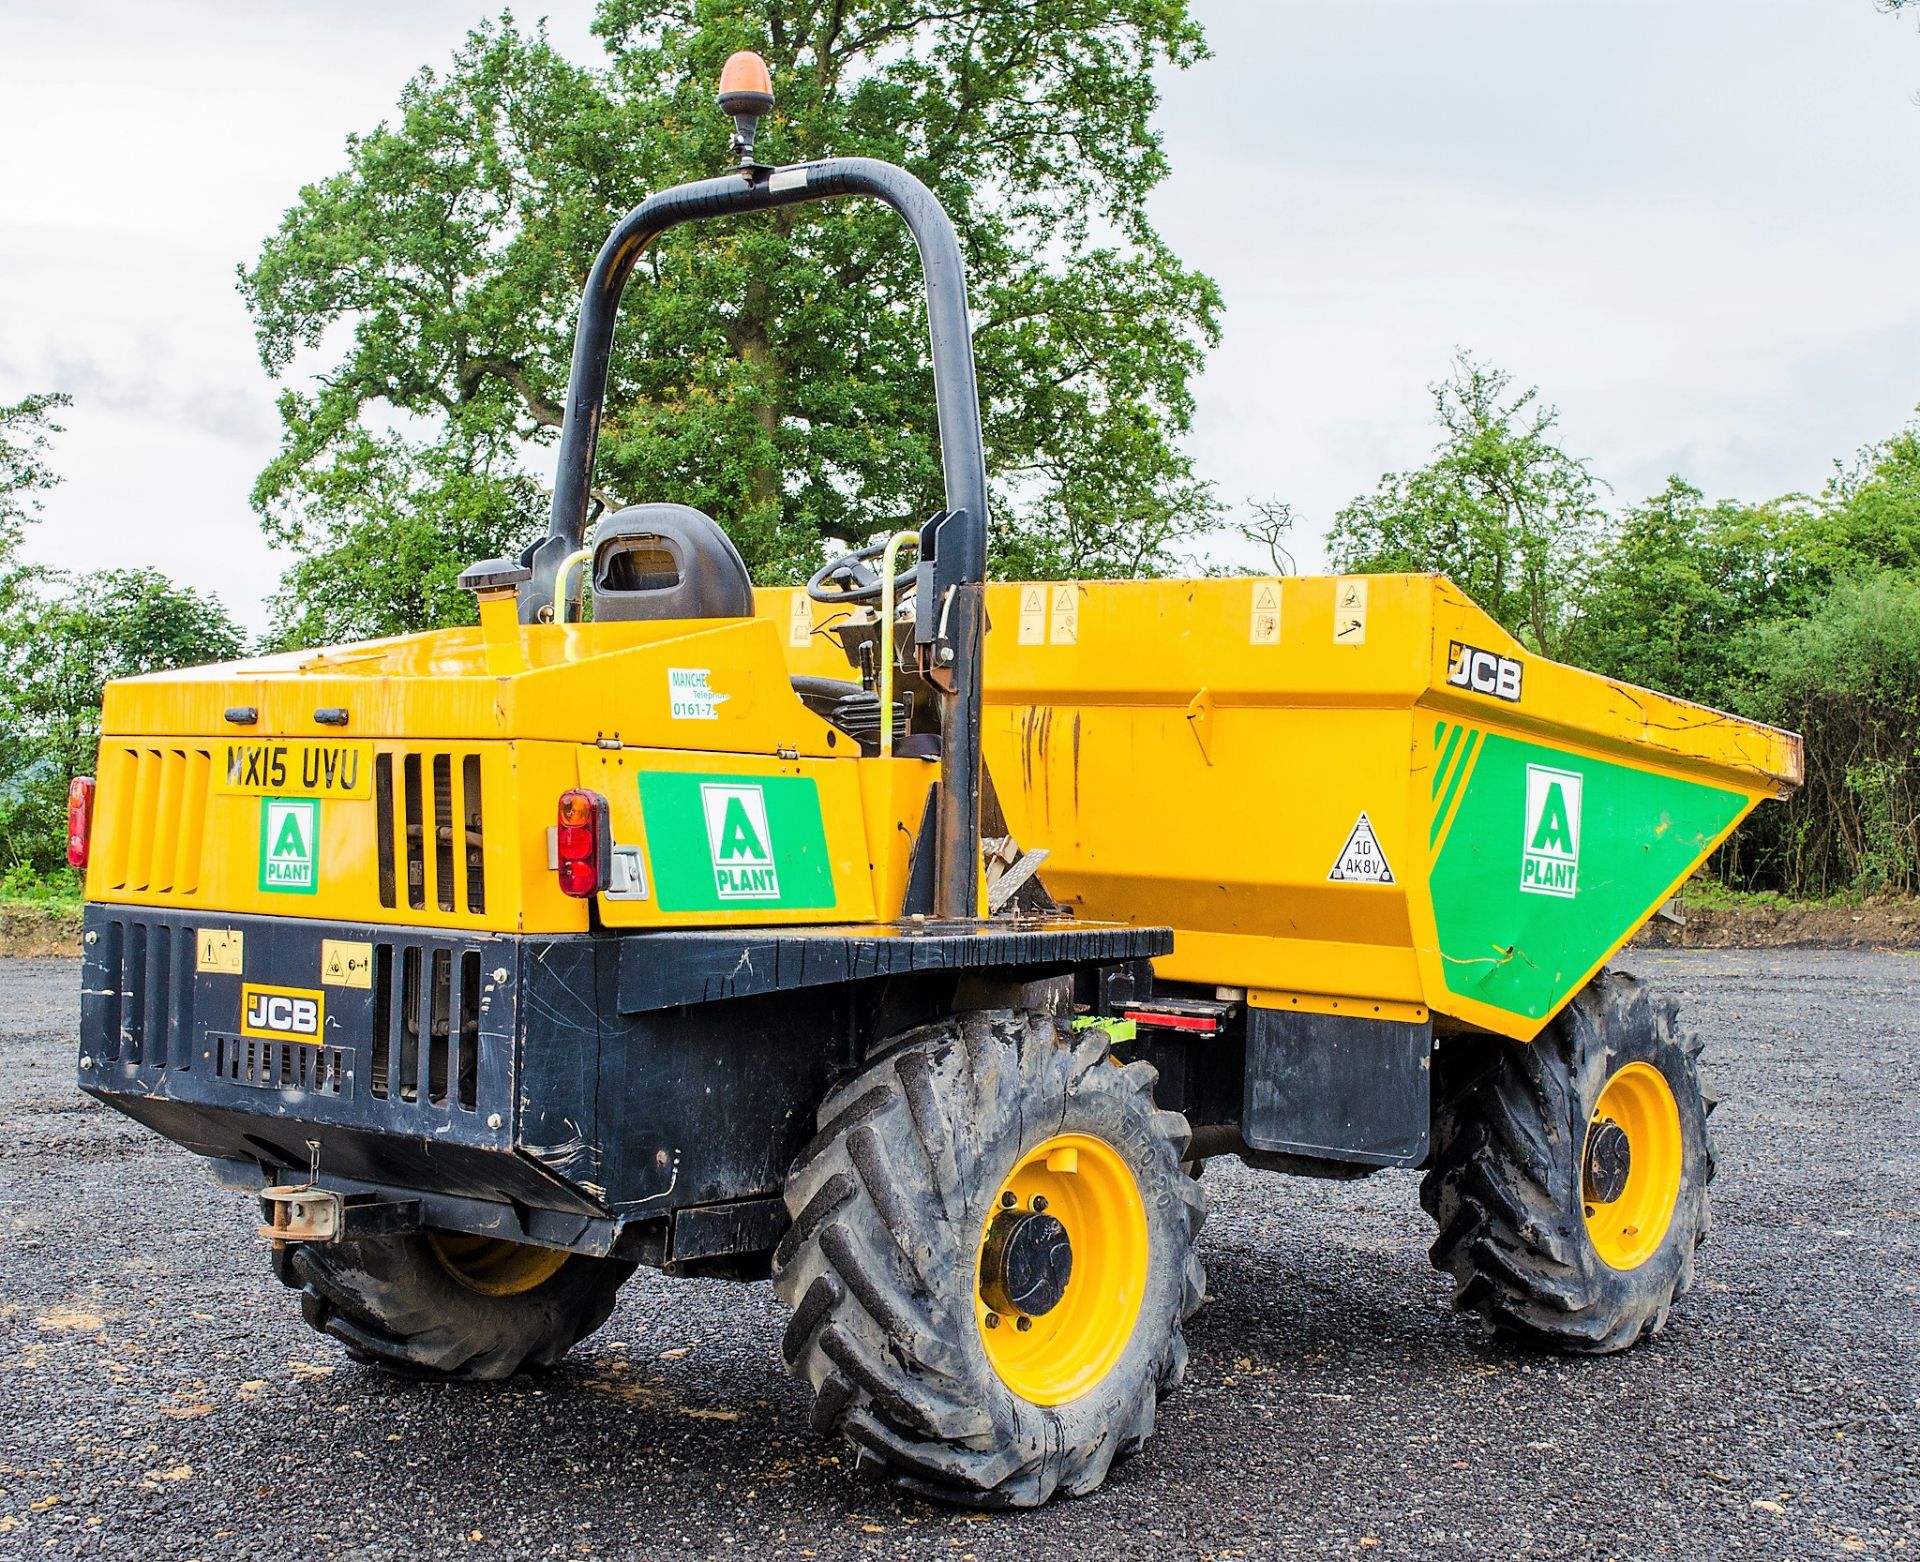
left=1582, top=1062, right=1683, bottom=1271
left=975, top=1133, right=1149, bottom=1406
left=427, top=1232, right=570, bottom=1297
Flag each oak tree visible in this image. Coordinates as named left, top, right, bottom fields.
left=243, top=2, right=1222, bottom=644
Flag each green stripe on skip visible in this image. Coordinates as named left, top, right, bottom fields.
left=1429, top=734, right=1746, bottom=1020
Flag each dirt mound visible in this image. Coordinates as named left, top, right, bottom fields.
left=1637, top=896, right=1920, bottom=950
left=0, top=906, right=82, bottom=958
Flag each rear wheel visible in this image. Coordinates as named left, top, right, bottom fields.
left=1421, top=968, right=1714, bottom=1352
left=772, top=1009, right=1206, bottom=1507
left=278, top=1231, right=634, bottom=1380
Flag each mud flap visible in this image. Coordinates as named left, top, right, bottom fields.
left=1242, top=1009, right=1431, bottom=1168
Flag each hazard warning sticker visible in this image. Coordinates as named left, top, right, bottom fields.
left=1327, top=811, right=1394, bottom=884
left=1018, top=585, right=1047, bottom=645
left=1249, top=579, right=1282, bottom=644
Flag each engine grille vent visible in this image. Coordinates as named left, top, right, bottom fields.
left=83, top=917, right=197, bottom=1070
left=215, top=1033, right=348, bottom=1096
left=369, top=942, right=482, bottom=1113
left=98, top=747, right=213, bottom=896
left=375, top=751, right=486, bottom=916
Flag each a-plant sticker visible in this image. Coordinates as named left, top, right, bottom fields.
left=1521, top=765, right=1582, bottom=898
left=702, top=783, right=779, bottom=899
left=260, top=797, right=320, bottom=895
left=636, top=772, right=836, bottom=912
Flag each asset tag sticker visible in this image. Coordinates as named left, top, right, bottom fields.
left=1250, top=579, right=1282, bottom=645
left=1333, top=578, right=1368, bottom=645
left=1018, top=585, right=1047, bottom=645
left=788, top=592, right=814, bottom=648
left=259, top=797, right=320, bottom=896
left=668, top=668, right=728, bottom=720
left=196, top=928, right=244, bottom=975
left=1049, top=583, right=1079, bottom=645
left=1327, top=811, right=1394, bottom=884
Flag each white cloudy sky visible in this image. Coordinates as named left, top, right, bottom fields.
left=2, top=0, right=1916, bottom=629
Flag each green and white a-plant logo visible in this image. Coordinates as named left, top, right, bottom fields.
left=259, top=797, right=320, bottom=895
left=1520, top=765, right=1582, bottom=897
left=702, top=782, right=779, bottom=899
left=637, top=771, right=836, bottom=913
left=1428, top=722, right=1748, bottom=1021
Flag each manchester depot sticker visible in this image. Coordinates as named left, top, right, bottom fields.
left=1327, top=811, right=1394, bottom=884
left=668, top=668, right=728, bottom=721
left=259, top=797, right=320, bottom=895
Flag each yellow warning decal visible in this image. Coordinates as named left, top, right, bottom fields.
left=320, top=939, right=373, bottom=989
left=196, top=929, right=244, bottom=975
left=1249, top=579, right=1282, bottom=645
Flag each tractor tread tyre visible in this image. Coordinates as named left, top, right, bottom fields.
left=278, top=1235, right=635, bottom=1381
left=771, top=1010, right=1206, bottom=1508
left=1420, top=967, right=1714, bottom=1354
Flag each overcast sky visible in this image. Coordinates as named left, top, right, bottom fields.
left=2, top=0, right=1916, bottom=629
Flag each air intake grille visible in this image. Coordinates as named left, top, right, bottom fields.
left=370, top=942, right=482, bottom=1113
left=98, top=747, right=212, bottom=895
left=375, top=751, right=486, bottom=916
left=83, top=917, right=197, bottom=1070
left=216, top=1033, right=348, bottom=1095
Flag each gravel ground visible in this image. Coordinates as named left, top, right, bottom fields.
left=1, top=949, right=1915, bottom=1560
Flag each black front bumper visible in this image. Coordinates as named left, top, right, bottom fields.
left=77, top=904, right=1168, bottom=1267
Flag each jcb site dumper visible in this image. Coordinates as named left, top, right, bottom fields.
left=73, top=56, right=1801, bottom=1507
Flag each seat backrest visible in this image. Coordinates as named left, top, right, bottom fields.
left=590, top=503, right=753, bottom=622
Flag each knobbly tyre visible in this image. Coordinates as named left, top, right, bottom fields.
left=73, top=54, right=1801, bottom=1507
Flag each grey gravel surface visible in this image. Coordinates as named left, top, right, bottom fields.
left=1, top=949, right=1915, bottom=1560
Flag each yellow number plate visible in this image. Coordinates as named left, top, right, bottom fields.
left=215, top=741, right=373, bottom=799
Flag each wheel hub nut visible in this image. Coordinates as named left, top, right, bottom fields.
left=1583, top=1117, right=1633, bottom=1205
left=979, top=1210, right=1073, bottom=1319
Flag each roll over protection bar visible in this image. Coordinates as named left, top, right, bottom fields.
left=526, top=157, right=990, bottom=922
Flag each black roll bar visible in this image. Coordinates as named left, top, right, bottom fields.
left=527, top=158, right=989, bottom=923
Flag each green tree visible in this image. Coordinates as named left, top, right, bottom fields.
left=0, top=569, right=246, bottom=876
left=1806, top=425, right=1920, bottom=577
left=242, top=2, right=1222, bottom=642
left=1324, top=354, right=1605, bottom=656
left=0, top=391, right=71, bottom=614
left=1560, top=478, right=1818, bottom=707
left=1728, top=572, right=1920, bottom=895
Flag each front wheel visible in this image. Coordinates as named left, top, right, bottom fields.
left=772, top=1010, right=1207, bottom=1507
left=278, top=1231, right=635, bottom=1380
left=1421, top=968, right=1714, bottom=1353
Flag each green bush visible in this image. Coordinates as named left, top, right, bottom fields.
left=1726, top=572, right=1920, bottom=895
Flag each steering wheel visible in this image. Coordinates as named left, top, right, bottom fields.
left=807, top=539, right=919, bottom=605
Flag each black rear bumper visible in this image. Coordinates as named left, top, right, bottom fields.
left=77, top=904, right=1168, bottom=1267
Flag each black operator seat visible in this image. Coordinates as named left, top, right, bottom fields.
left=589, top=503, right=894, bottom=749
left=590, top=503, right=754, bottom=621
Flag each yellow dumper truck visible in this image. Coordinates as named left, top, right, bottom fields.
left=72, top=55, right=1800, bottom=1507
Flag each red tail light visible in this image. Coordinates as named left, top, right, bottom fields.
left=67, top=777, right=95, bottom=869
left=556, top=789, right=611, bottom=898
